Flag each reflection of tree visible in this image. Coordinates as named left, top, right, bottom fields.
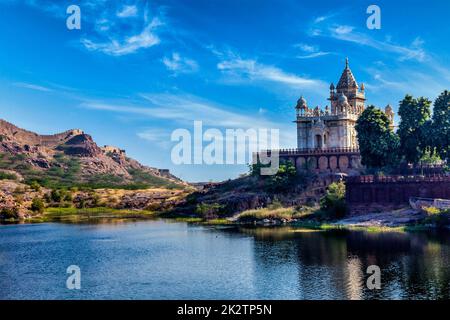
left=215, top=226, right=450, bottom=299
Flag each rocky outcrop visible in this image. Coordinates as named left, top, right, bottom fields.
left=58, top=134, right=103, bottom=157
left=0, top=118, right=185, bottom=188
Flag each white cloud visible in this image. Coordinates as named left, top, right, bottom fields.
left=137, top=128, right=173, bottom=148
left=315, top=24, right=426, bottom=62
left=334, top=25, right=354, bottom=35
left=217, top=57, right=326, bottom=89
left=162, top=53, right=199, bottom=74
left=80, top=93, right=296, bottom=148
left=82, top=93, right=275, bottom=129
left=296, top=52, right=330, bottom=59
left=294, top=43, right=331, bottom=59
left=314, top=16, right=328, bottom=23
left=117, top=5, right=138, bottom=18
left=294, top=43, right=317, bottom=53
left=81, top=18, right=161, bottom=56
left=13, top=82, right=53, bottom=92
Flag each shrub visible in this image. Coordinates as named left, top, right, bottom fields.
left=0, top=207, right=20, bottom=219
left=0, top=171, right=17, bottom=180
left=50, top=189, right=63, bottom=202
left=29, top=181, right=41, bottom=192
left=424, top=207, right=450, bottom=228
left=31, top=197, right=45, bottom=213
left=195, top=202, right=224, bottom=219
left=319, top=181, right=347, bottom=219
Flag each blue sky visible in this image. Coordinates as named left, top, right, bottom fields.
left=0, top=0, right=448, bottom=182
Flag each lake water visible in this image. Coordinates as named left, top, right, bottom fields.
left=0, top=219, right=449, bottom=300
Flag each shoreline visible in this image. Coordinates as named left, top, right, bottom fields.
left=0, top=206, right=446, bottom=233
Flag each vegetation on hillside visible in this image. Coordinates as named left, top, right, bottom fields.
left=0, top=153, right=182, bottom=190
left=319, top=181, right=347, bottom=219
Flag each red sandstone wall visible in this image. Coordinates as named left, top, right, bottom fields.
left=345, top=175, right=450, bottom=214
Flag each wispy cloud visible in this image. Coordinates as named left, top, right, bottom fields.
left=81, top=93, right=276, bottom=129
left=216, top=53, right=326, bottom=89
left=293, top=43, right=331, bottom=59
left=162, top=53, right=199, bottom=74
left=327, top=24, right=426, bottom=61
left=80, top=93, right=296, bottom=147
left=81, top=17, right=162, bottom=56
left=137, top=128, right=173, bottom=148
left=117, top=5, right=138, bottom=18
left=309, top=17, right=426, bottom=62
left=13, top=82, right=53, bottom=92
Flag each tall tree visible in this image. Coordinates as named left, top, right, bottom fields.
left=355, top=105, right=400, bottom=169
left=431, top=90, right=450, bottom=160
left=398, top=95, right=432, bottom=164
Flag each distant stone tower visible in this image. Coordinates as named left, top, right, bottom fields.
left=384, top=104, right=395, bottom=130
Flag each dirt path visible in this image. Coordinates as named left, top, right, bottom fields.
left=337, top=208, right=426, bottom=227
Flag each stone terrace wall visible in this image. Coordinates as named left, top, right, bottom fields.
left=345, top=175, right=450, bottom=214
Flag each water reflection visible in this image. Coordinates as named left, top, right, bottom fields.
left=225, top=226, right=450, bottom=299
left=0, top=221, right=449, bottom=299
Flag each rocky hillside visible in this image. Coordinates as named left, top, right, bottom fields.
left=165, top=172, right=341, bottom=219
left=0, top=119, right=185, bottom=189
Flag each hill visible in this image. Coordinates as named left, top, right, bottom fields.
left=0, top=119, right=185, bottom=190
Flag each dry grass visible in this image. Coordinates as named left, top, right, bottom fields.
left=236, top=206, right=315, bottom=222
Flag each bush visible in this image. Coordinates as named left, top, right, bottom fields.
left=0, top=171, right=17, bottom=180
left=195, top=202, right=224, bottom=219
left=29, top=181, right=41, bottom=192
left=0, top=207, right=20, bottom=219
left=424, top=207, right=450, bottom=228
left=50, top=189, right=63, bottom=202
left=319, top=181, right=347, bottom=219
left=31, top=197, right=45, bottom=213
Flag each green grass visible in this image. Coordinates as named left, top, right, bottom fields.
left=32, top=207, right=155, bottom=222
left=0, top=171, right=17, bottom=180
left=202, top=218, right=232, bottom=225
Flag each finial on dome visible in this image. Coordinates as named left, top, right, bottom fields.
left=345, top=57, right=349, bottom=68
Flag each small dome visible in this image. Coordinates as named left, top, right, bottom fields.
left=385, top=104, right=393, bottom=113
left=338, top=92, right=348, bottom=104
left=330, top=83, right=335, bottom=90
left=360, top=83, right=365, bottom=90
left=296, top=96, right=307, bottom=109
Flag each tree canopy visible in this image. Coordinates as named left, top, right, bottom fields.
left=431, top=90, right=450, bottom=159
left=398, top=95, right=432, bottom=164
left=355, top=105, right=400, bottom=169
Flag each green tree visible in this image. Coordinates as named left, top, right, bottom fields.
left=30, top=197, right=45, bottom=213
left=355, top=105, right=400, bottom=169
left=319, top=181, right=347, bottom=219
left=266, top=161, right=298, bottom=191
left=431, top=90, right=450, bottom=160
left=398, top=95, right=432, bottom=164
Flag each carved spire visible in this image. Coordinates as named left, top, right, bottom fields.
left=336, top=58, right=358, bottom=90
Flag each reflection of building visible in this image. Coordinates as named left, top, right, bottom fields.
left=259, top=58, right=395, bottom=174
